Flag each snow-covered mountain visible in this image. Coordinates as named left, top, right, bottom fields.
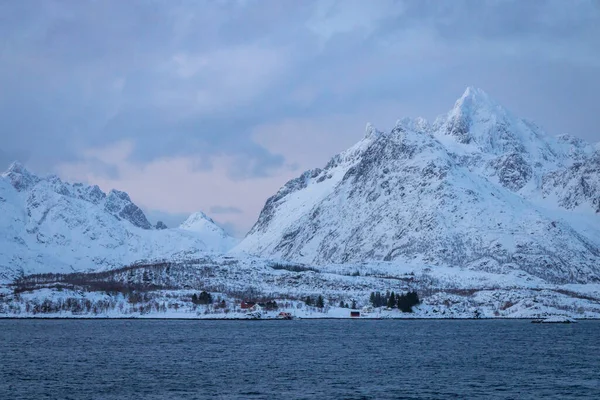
left=0, top=163, right=237, bottom=279
left=236, top=88, right=600, bottom=284
left=179, top=212, right=238, bottom=252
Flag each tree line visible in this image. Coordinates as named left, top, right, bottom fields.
left=304, top=295, right=325, bottom=308
left=191, top=291, right=213, bottom=305
left=369, top=290, right=420, bottom=312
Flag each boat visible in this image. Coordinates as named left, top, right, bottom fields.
left=532, top=316, right=577, bottom=324
left=276, top=312, right=293, bottom=320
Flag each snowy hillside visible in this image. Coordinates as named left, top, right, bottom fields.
left=0, top=163, right=236, bottom=279
left=236, top=88, right=600, bottom=284
left=2, top=255, right=600, bottom=319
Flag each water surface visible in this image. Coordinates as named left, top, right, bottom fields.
left=1, top=320, right=599, bottom=399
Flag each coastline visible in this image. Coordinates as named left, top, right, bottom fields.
left=2, top=315, right=598, bottom=321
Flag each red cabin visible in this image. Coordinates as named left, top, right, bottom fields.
left=350, top=311, right=360, bottom=318
left=240, top=301, right=256, bottom=310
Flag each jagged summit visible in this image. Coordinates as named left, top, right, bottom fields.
left=443, top=87, right=505, bottom=129
left=2, top=161, right=40, bottom=191
left=1, top=162, right=154, bottom=230
left=5, top=161, right=26, bottom=174
left=434, top=87, right=515, bottom=149
left=364, top=123, right=380, bottom=139
left=454, top=87, right=497, bottom=109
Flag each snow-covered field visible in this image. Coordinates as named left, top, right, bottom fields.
left=2, top=287, right=599, bottom=320
left=2, top=256, right=599, bottom=319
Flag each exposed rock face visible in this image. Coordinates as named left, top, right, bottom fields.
left=155, top=221, right=168, bottom=230
left=3, top=162, right=40, bottom=192
left=542, top=151, right=600, bottom=213
left=489, top=153, right=532, bottom=192
left=104, top=190, right=153, bottom=229
left=236, top=88, right=600, bottom=284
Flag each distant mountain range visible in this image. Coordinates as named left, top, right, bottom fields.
left=0, top=163, right=237, bottom=279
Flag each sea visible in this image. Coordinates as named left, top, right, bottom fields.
left=1, top=320, right=599, bottom=399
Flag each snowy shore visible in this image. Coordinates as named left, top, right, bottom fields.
left=2, top=285, right=599, bottom=320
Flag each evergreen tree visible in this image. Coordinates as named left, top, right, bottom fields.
left=407, top=290, right=420, bottom=305
left=305, top=296, right=313, bottom=306
left=316, top=295, right=325, bottom=308
left=387, top=291, right=396, bottom=308
left=370, top=292, right=375, bottom=305
left=198, top=291, right=213, bottom=305
left=265, top=300, right=278, bottom=310
left=397, top=293, right=408, bottom=312
left=351, top=299, right=357, bottom=310
left=191, top=293, right=198, bottom=305
left=339, top=300, right=345, bottom=308
left=396, top=290, right=420, bottom=313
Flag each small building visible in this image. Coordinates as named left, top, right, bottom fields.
left=240, top=301, right=256, bottom=310
left=249, top=304, right=263, bottom=312
left=350, top=311, right=360, bottom=318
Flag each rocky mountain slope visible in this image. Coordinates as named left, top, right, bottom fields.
left=236, top=88, right=600, bottom=284
left=0, top=163, right=237, bottom=279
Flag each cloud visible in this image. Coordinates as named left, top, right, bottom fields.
left=2, top=0, right=600, bottom=232
left=307, top=0, right=405, bottom=42
left=210, top=206, right=243, bottom=215
left=55, top=148, right=301, bottom=236
left=217, top=221, right=244, bottom=238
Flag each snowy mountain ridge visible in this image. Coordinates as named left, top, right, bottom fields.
left=236, top=87, right=600, bottom=284
left=0, top=164, right=237, bottom=279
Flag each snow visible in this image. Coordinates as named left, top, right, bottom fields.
left=179, top=212, right=239, bottom=252
left=3, top=253, right=599, bottom=319
left=0, top=166, right=237, bottom=277
left=1, top=87, right=599, bottom=320
left=237, top=87, right=600, bottom=284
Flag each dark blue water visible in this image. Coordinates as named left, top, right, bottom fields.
left=1, top=320, right=599, bottom=399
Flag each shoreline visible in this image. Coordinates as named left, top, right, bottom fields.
left=2, top=316, right=598, bottom=321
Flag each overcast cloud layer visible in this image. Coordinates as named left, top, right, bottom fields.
left=1, top=0, right=599, bottom=235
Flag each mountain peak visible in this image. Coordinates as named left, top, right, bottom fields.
left=364, top=123, right=382, bottom=139
left=179, top=211, right=239, bottom=251
left=453, top=87, right=498, bottom=114
left=2, top=161, right=40, bottom=191
left=433, top=87, right=523, bottom=149
left=181, top=211, right=215, bottom=228
left=461, top=86, right=488, bottom=99
left=393, top=117, right=430, bottom=135
left=6, top=161, right=27, bottom=174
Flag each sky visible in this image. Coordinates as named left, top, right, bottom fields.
left=1, top=0, right=599, bottom=236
